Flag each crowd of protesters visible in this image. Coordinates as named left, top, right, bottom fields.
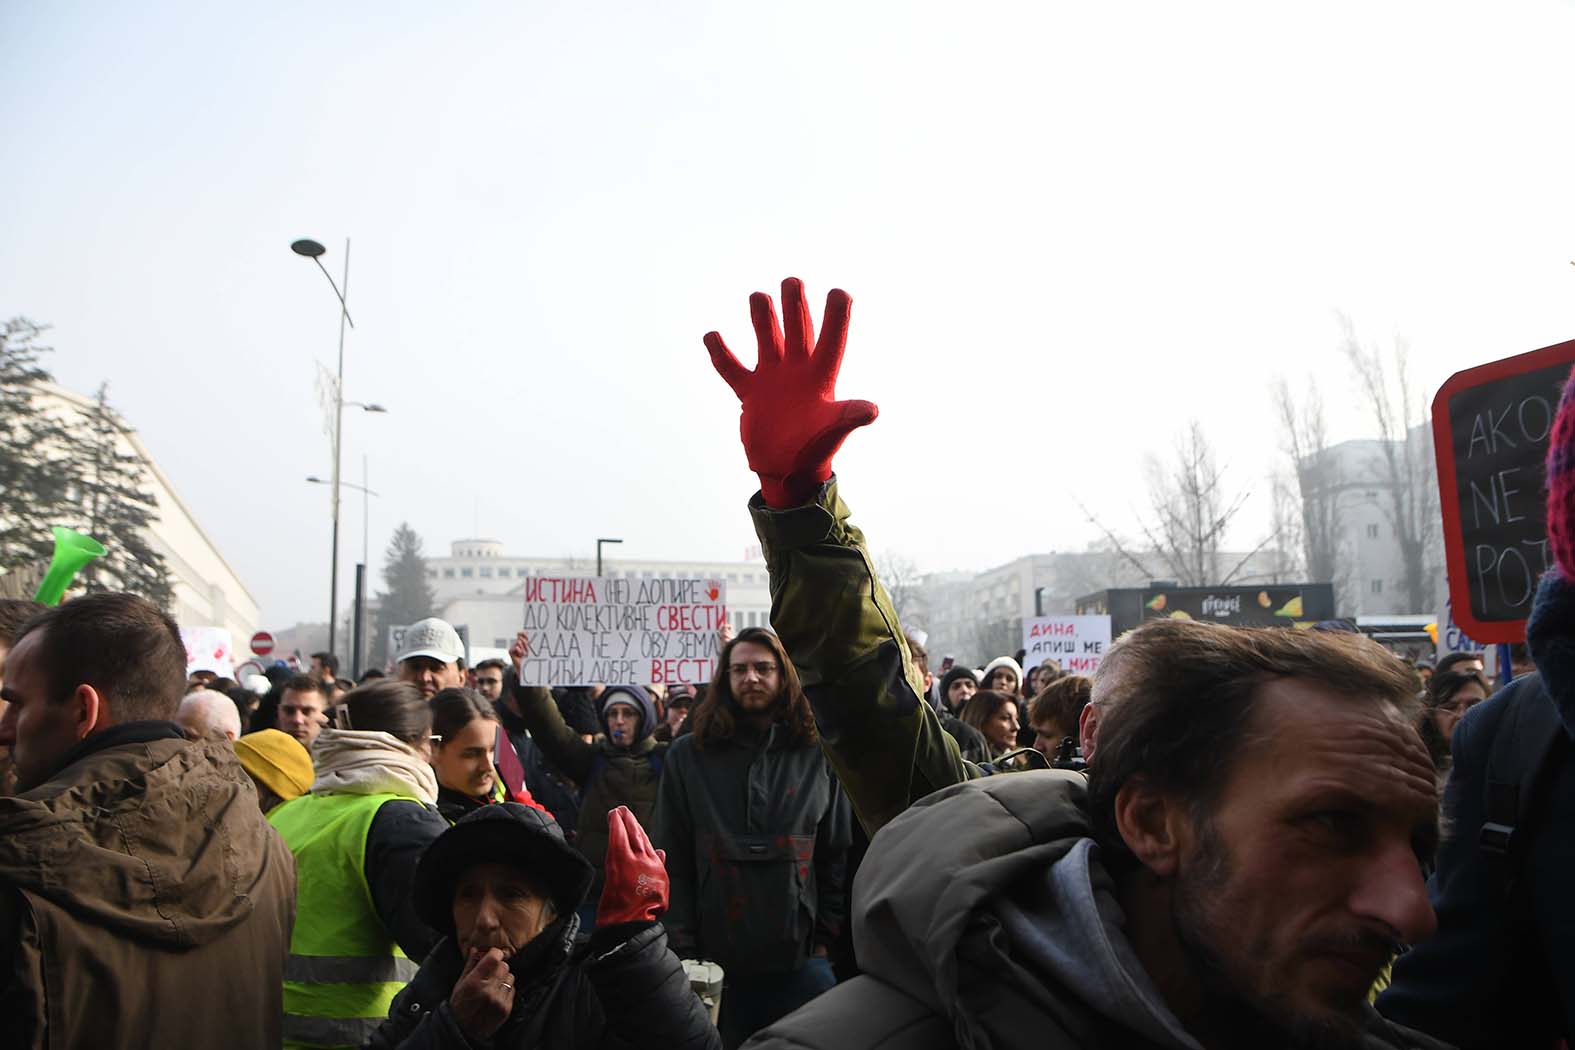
left=2, top=277, right=1575, bottom=1049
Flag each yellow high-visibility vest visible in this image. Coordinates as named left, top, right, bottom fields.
left=269, top=792, right=422, bottom=1049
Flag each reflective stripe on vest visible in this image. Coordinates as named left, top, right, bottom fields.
left=269, top=791, right=421, bottom=1049
left=280, top=1014, right=387, bottom=1048
left=282, top=953, right=420, bottom=984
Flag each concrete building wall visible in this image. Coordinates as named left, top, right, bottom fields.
left=35, top=384, right=260, bottom=642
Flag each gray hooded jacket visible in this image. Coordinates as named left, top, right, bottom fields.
left=745, top=770, right=1454, bottom=1050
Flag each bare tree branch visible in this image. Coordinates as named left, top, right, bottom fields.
left=1079, top=503, right=1164, bottom=582
left=1273, top=374, right=1348, bottom=592
left=1340, top=315, right=1437, bottom=611
left=1130, top=422, right=1256, bottom=586
left=875, top=550, right=923, bottom=627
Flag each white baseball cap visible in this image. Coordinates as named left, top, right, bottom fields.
left=397, top=617, right=465, bottom=665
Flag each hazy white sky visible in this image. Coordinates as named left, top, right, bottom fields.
left=4, top=0, right=1575, bottom=628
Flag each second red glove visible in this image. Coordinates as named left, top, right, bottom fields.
left=597, top=805, right=669, bottom=926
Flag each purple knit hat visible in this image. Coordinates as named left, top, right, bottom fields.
left=1546, top=365, right=1575, bottom=579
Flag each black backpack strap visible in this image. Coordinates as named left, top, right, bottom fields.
left=1480, top=675, right=1570, bottom=899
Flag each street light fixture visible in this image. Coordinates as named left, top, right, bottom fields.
left=292, top=235, right=359, bottom=660
left=305, top=474, right=381, bottom=568
left=596, top=537, right=624, bottom=577
left=307, top=454, right=380, bottom=680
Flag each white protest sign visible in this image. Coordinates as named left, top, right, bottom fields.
left=1022, top=616, right=1112, bottom=675
left=181, top=626, right=236, bottom=677
left=519, top=576, right=728, bottom=686
left=1437, top=595, right=1488, bottom=662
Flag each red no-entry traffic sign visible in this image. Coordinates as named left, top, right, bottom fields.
left=250, top=631, right=276, bottom=656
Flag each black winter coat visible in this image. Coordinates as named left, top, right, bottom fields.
left=1379, top=572, right=1575, bottom=1047
left=363, top=920, right=719, bottom=1050
left=495, top=699, right=584, bottom=835
left=652, top=725, right=851, bottom=976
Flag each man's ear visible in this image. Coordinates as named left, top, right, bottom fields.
left=1113, top=774, right=1185, bottom=878
left=1079, top=702, right=1100, bottom=762
left=67, top=684, right=103, bottom=741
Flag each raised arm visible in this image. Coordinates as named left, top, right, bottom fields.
left=507, top=631, right=597, bottom=783
left=705, top=278, right=970, bottom=835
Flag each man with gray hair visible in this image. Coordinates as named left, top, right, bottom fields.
left=176, top=687, right=243, bottom=741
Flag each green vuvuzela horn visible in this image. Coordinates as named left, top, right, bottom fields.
left=33, top=527, right=107, bottom=606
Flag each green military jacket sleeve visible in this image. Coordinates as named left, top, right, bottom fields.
left=749, top=477, right=976, bottom=835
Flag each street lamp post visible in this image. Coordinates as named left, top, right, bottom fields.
left=596, top=537, right=624, bottom=576
left=306, top=471, right=380, bottom=566
left=292, top=237, right=356, bottom=660
left=307, top=471, right=381, bottom=678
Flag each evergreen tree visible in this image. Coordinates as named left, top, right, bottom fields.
left=65, top=384, right=174, bottom=609
left=0, top=318, right=72, bottom=572
left=371, top=522, right=436, bottom=665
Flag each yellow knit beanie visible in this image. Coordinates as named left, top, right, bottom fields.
left=234, top=729, right=313, bottom=801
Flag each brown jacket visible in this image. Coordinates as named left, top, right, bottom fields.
left=0, top=722, right=297, bottom=1050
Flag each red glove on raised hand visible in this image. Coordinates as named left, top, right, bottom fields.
left=597, top=805, right=668, bottom=926
left=705, top=277, right=879, bottom=508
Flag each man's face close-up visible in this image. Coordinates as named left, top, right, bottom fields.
left=401, top=656, right=463, bottom=699
left=276, top=688, right=328, bottom=747
left=474, top=667, right=504, bottom=701
left=728, top=640, right=782, bottom=714
left=1167, top=678, right=1438, bottom=1047
left=0, top=631, right=85, bottom=792
left=1032, top=719, right=1067, bottom=760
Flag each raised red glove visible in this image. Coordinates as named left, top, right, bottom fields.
left=597, top=805, right=668, bottom=926
left=705, top=277, right=878, bottom=508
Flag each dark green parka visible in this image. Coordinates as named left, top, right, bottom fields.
left=748, top=478, right=979, bottom=835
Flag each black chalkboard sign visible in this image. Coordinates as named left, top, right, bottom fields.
left=1433, top=339, right=1575, bottom=642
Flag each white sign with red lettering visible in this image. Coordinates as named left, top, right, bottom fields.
left=181, top=626, right=236, bottom=677
left=518, top=576, right=728, bottom=686
left=1021, top=616, right=1112, bottom=675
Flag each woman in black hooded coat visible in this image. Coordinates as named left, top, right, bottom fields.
left=364, top=803, right=719, bottom=1050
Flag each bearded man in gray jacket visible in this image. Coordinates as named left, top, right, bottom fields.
left=747, top=612, right=1452, bottom=1050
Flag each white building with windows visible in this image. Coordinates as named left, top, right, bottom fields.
left=1304, top=427, right=1444, bottom=618
left=424, top=539, right=773, bottom=652
left=909, top=547, right=1290, bottom=666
